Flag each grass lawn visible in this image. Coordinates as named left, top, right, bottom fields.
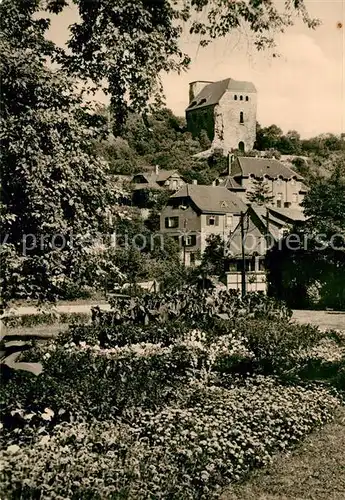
left=221, top=405, right=345, bottom=500
left=293, top=310, right=345, bottom=331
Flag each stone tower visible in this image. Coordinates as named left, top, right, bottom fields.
left=186, top=78, right=257, bottom=154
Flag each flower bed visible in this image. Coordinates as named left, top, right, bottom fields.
left=0, top=378, right=339, bottom=500
left=1, top=290, right=343, bottom=499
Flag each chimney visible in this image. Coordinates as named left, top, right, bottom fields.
left=228, top=154, right=235, bottom=176
left=189, top=81, right=213, bottom=103
left=192, top=179, right=198, bottom=185
left=155, top=165, right=159, bottom=175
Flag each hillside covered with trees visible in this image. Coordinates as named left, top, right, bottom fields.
left=95, top=108, right=345, bottom=185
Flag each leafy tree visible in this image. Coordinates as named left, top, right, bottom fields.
left=0, top=0, right=321, bottom=303
left=0, top=2, right=120, bottom=304
left=278, top=130, right=301, bottom=155
left=95, top=136, right=141, bottom=175
left=16, top=0, right=319, bottom=130
left=200, top=234, right=227, bottom=277
left=247, top=179, right=275, bottom=206
left=303, top=164, right=345, bottom=239
left=266, top=161, right=345, bottom=310
left=255, top=124, right=283, bottom=151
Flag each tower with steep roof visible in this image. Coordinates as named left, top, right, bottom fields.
left=186, top=78, right=257, bottom=154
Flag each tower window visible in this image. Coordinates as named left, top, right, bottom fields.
left=240, top=95, right=243, bottom=101
left=234, top=95, right=237, bottom=100
left=240, top=111, right=244, bottom=123
left=245, top=96, right=249, bottom=101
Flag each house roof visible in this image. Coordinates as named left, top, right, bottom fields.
left=131, top=169, right=182, bottom=189
left=170, top=184, right=247, bottom=214
left=228, top=204, right=306, bottom=257
left=228, top=217, right=270, bottom=257
left=266, top=206, right=307, bottom=222
left=232, top=157, right=304, bottom=181
left=186, top=78, right=256, bottom=111
left=156, top=170, right=180, bottom=183
left=217, top=176, right=245, bottom=191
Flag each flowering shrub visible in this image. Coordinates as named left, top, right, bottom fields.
left=0, top=379, right=339, bottom=500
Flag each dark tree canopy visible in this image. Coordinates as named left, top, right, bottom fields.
left=266, top=161, right=345, bottom=310
left=4, top=0, right=319, bottom=130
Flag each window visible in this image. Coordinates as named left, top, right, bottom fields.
left=277, top=192, right=283, bottom=208
left=240, top=111, right=244, bottom=124
left=240, top=95, right=243, bottom=101
left=245, top=96, right=249, bottom=101
left=206, top=215, right=219, bottom=226
left=189, top=101, right=197, bottom=107
left=292, top=193, right=298, bottom=203
left=183, top=234, right=197, bottom=247
left=165, top=216, right=179, bottom=228
left=238, top=141, right=245, bottom=152
left=284, top=202, right=291, bottom=208
left=198, top=98, right=207, bottom=105
left=258, top=258, right=266, bottom=271
left=225, top=213, right=233, bottom=228
left=234, top=95, right=238, bottom=100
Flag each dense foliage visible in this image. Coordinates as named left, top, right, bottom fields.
left=0, top=1, right=124, bottom=305
left=266, top=163, right=345, bottom=310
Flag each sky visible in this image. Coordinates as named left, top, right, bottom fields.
left=48, top=0, right=345, bottom=138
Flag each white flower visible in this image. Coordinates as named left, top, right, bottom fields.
left=38, top=435, right=50, bottom=446
left=7, top=444, right=20, bottom=454
left=41, top=408, right=54, bottom=421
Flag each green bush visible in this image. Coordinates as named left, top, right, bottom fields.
left=233, top=319, right=325, bottom=374
left=0, top=344, right=188, bottom=421
left=97, top=288, right=292, bottom=327
left=65, top=321, right=190, bottom=348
